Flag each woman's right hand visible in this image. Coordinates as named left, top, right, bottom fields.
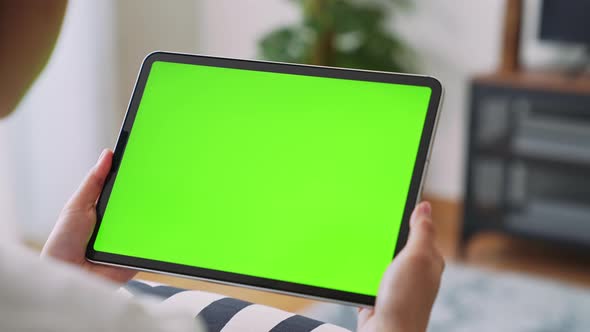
left=358, top=202, right=444, bottom=332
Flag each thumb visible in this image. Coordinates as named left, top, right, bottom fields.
left=66, top=149, right=113, bottom=210
left=369, top=202, right=443, bottom=332
left=401, top=201, right=443, bottom=276
left=406, top=201, right=436, bottom=250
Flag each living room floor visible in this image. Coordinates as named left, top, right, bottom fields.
left=137, top=197, right=590, bottom=313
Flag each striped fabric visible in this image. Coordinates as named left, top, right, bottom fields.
left=125, top=280, right=351, bottom=332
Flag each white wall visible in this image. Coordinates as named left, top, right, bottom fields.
left=392, top=1, right=505, bottom=199
left=115, top=0, right=200, bottom=128
left=195, top=0, right=298, bottom=58
left=0, top=129, right=18, bottom=239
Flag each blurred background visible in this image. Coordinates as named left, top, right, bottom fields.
left=2, top=0, right=590, bottom=330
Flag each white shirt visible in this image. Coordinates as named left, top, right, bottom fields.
left=0, top=232, right=204, bottom=331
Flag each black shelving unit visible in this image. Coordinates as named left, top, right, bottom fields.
left=462, top=72, right=590, bottom=252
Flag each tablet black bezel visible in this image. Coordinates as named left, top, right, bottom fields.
left=86, top=52, right=442, bottom=306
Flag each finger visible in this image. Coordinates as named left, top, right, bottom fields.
left=404, top=201, right=445, bottom=274
left=406, top=201, right=435, bottom=249
left=357, top=308, right=374, bottom=328
left=66, top=149, right=113, bottom=209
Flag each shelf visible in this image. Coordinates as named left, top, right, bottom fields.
left=472, top=147, right=590, bottom=172
left=512, top=136, right=590, bottom=165
left=475, top=112, right=590, bottom=167
left=473, top=71, right=590, bottom=95
left=506, top=199, right=590, bottom=245
left=514, top=113, right=590, bottom=164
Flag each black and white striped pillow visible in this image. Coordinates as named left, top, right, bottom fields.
left=123, top=280, right=351, bottom=332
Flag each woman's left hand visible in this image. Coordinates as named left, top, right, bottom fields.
left=41, top=149, right=137, bottom=284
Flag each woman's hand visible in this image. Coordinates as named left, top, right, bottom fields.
left=41, top=149, right=137, bottom=284
left=357, top=202, right=444, bottom=332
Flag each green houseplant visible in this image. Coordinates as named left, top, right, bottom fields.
left=259, top=0, right=413, bottom=72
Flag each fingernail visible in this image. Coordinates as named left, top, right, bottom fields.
left=419, top=202, right=432, bottom=216
left=97, top=149, right=107, bottom=163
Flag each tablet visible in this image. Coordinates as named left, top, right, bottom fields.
left=87, top=52, right=442, bottom=306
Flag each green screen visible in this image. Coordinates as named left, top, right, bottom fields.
left=94, top=61, right=431, bottom=296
